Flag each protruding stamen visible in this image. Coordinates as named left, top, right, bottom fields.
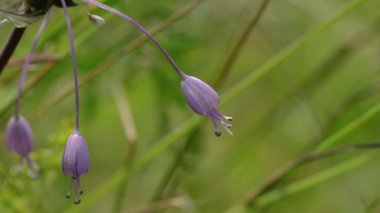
left=209, top=114, right=222, bottom=137
left=16, top=159, right=23, bottom=172
left=73, top=176, right=82, bottom=204
left=224, top=123, right=232, bottom=129
left=210, top=110, right=233, bottom=136
left=225, top=116, right=233, bottom=122
left=66, top=177, right=74, bottom=199
left=77, top=177, right=84, bottom=196
left=221, top=122, right=233, bottom=136
left=26, top=157, right=40, bottom=178
left=214, top=110, right=233, bottom=122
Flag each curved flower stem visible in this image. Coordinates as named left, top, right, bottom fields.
left=0, top=27, right=26, bottom=76
left=15, top=11, right=50, bottom=119
left=83, top=0, right=186, bottom=80
left=61, top=0, right=80, bottom=131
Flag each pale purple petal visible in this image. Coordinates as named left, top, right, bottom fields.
left=62, top=132, right=90, bottom=178
left=181, top=75, right=220, bottom=115
left=180, top=75, right=233, bottom=136
left=5, top=116, right=33, bottom=157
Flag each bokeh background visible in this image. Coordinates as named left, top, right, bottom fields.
left=1, top=0, right=380, bottom=212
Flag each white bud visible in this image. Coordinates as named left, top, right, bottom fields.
left=88, top=14, right=105, bottom=27
left=0, top=18, right=8, bottom=26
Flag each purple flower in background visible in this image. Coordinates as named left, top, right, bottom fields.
left=5, top=116, right=39, bottom=176
left=6, top=116, right=32, bottom=157
left=181, top=75, right=233, bottom=136
left=62, top=131, right=90, bottom=205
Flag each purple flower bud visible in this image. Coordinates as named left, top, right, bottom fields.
left=62, top=132, right=90, bottom=204
left=5, top=116, right=39, bottom=176
left=181, top=75, right=233, bottom=136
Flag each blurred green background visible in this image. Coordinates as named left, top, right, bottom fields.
left=1, top=0, right=380, bottom=212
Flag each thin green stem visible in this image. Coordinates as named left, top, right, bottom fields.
left=213, top=0, right=270, bottom=90
left=150, top=128, right=201, bottom=202
left=111, top=85, right=138, bottom=213
left=253, top=155, right=370, bottom=208
left=221, top=0, right=367, bottom=106
left=316, top=103, right=380, bottom=151
left=243, top=142, right=380, bottom=208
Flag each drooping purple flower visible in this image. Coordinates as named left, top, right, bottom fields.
left=3, top=8, right=49, bottom=179
left=62, top=131, right=90, bottom=205
left=83, top=1, right=233, bottom=136
left=181, top=75, right=233, bottom=136
left=6, top=116, right=32, bottom=156
left=79, top=0, right=235, bottom=136
left=5, top=115, right=39, bottom=176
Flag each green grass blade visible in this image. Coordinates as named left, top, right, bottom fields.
left=254, top=155, right=370, bottom=208
left=221, top=0, right=367, bottom=106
